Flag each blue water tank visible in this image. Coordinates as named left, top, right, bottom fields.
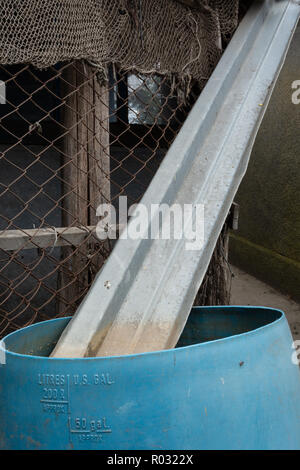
left=1, top=306, right=300, bottom=450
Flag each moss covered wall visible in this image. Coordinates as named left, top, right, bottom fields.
left=230, top=24, right=300, bottom=302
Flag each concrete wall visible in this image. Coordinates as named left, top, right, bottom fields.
left=230, top=24, right=300, bottom=302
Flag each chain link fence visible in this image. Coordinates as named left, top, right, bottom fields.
left=0, top=61, right=210, bottom=337
left=0, top=0, right=251, bottom=338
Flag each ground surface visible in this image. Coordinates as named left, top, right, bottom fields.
left=230, top=266, right=300, bottom=341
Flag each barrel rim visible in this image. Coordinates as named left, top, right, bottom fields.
left=0, top=305, right=285, bottom=361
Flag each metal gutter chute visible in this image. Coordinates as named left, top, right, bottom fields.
left=51, top=0, right=300, bottom=358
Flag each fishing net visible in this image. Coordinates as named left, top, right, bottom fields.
left=0, top=0, right=239, bottom=81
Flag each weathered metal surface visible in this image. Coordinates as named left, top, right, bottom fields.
left=52, top=0, right=300, bottom=358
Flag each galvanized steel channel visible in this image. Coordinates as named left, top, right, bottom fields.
left=52, top=0, right=300, bottom=358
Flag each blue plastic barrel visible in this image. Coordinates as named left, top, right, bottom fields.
left=1, top=306, right=300, bottom=450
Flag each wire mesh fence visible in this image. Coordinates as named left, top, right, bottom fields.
left=0, top=0, right=254, bottom=338
left=0, top=60, right=208, bottom=337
